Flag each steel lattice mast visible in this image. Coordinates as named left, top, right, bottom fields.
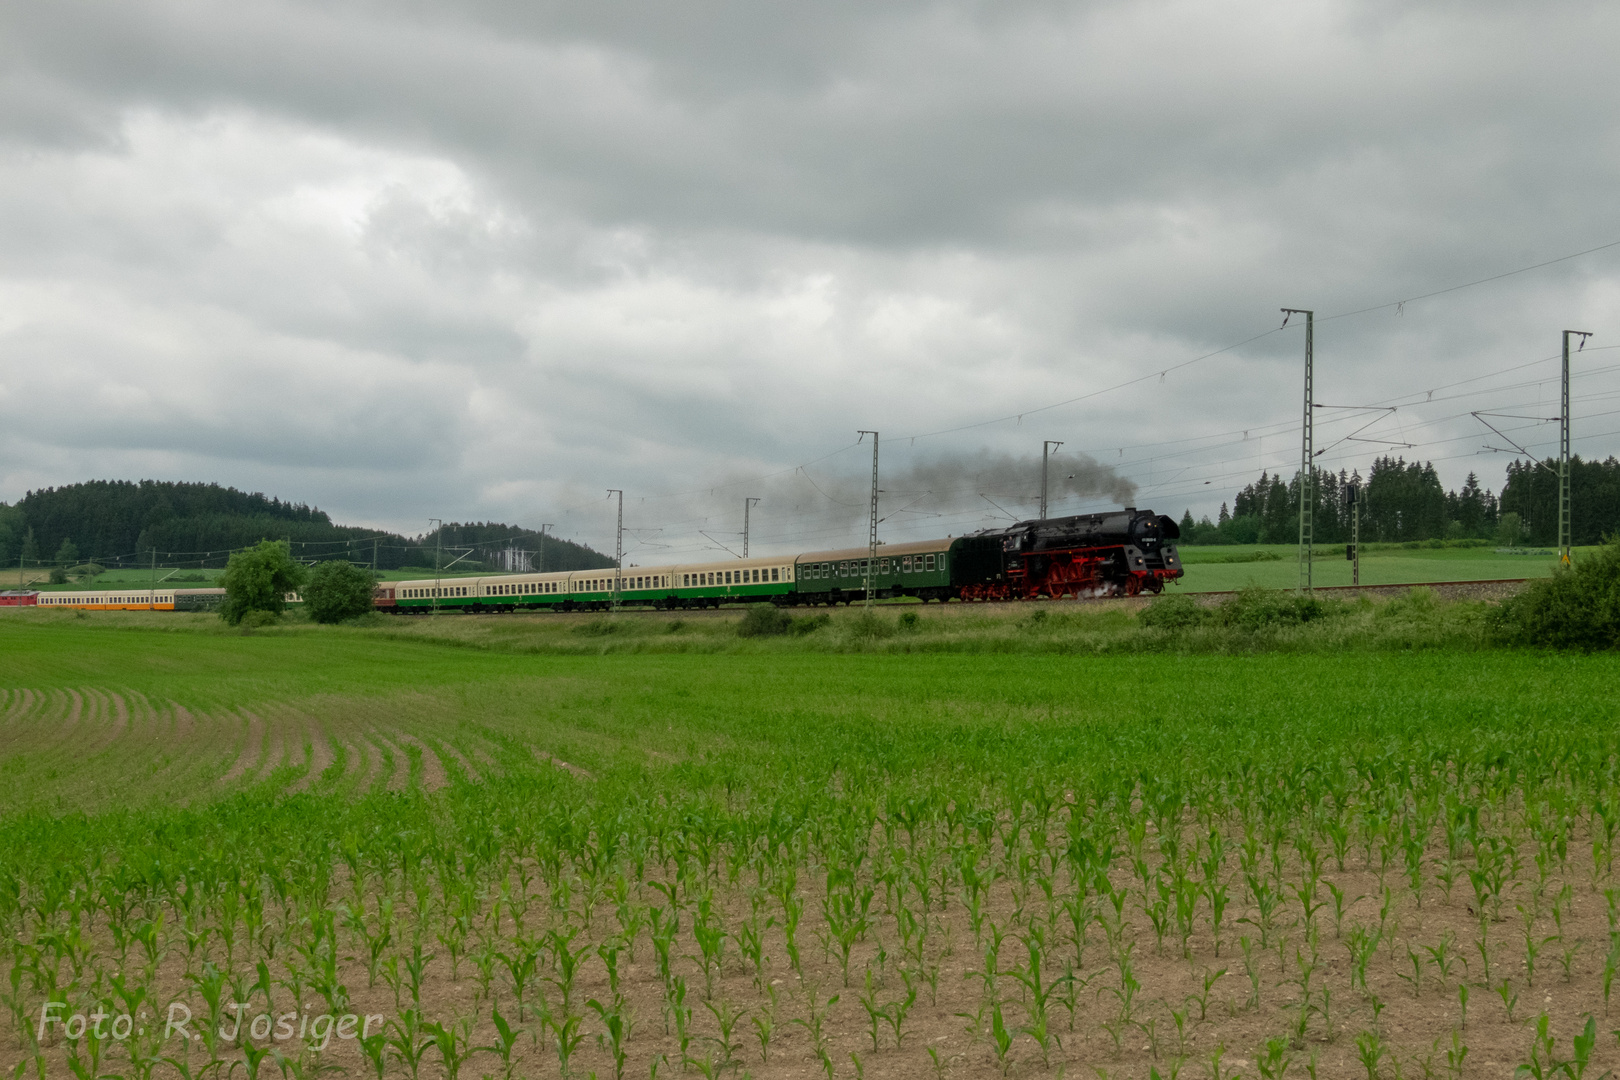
left=858, top=431, right=879, bottom=608
left=1283, top=309, right=1314, bottom=593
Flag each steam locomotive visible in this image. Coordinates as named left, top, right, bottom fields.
left=950, top=508, right=1183, bottom=600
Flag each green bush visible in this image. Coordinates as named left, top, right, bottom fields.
left=304, top=559, right=379, bottom=624
left=1138, top=592, right=1210, bottom=630
left=792, top=613, right=832, bottom=635
left=846, top=610, right=895, bottom=641
left=897, top=611, right=920, bottom=631
left=1492, top=538, right=1620, bottom=650
left=737, top=604, right=794, bottom=637
left=220, top=540, right=309, bottom=626
left=1214, top=587, right=1334, bottom=628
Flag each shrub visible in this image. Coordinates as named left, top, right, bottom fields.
left=791, top=613, right=832, bottom=635
left=1215, top=587, right=1333, bottom=629
left=220, top=540, right=309, bottom=626
left=304, top=559, right=379, bottom=624
left=1492, top=537, right=1620, bottom=650
left=737, top=604, right=794, bottom=637
left=897, top=611, right=920, bottom=631
left=846, top=610, right=895, bottom=640
left=1138, top=592, right=1210, bottom=630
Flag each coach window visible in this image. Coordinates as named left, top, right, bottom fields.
left=903, top=556, right=913, bottom=573
left=926, top=554, right=936, bottom=571
left=771, top=567, right=779, bottom=582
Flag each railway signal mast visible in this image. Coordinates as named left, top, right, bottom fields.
left=1282, top=308, right=1314, bottom=593
left=1561, top=330, right=1592, bottom=566
left=1040, top=441, right=1063, bottom=519
left=858, top=431, right=879, bottom=608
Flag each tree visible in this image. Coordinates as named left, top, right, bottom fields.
left=220, top=540, right=309, bottom=625
left=1497, top=511, right=1524, bottom=547
left=304, top=559, right=378, bottom=624
left=20, top=528, right=38, bottom=568
left=54, top=537, right=80, bottom=567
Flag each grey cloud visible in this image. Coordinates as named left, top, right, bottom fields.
left=1, top=0, right=1619, bottom=552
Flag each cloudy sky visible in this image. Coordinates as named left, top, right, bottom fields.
left=3, top=0, right=1619, bottom=560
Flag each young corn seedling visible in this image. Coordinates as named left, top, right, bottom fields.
left=479, top=1003, right=521, bottom=1080
left=751, top=987, right=776, bottom=1062
left=666, top=975, right=694, bottom=1061
left=546, top=1009, right=586, bottom=1079
left=703, top=998, right=746, bottom=1071
left=1516, top=1011, right=1574, bottom=1080
left=1495, top=977, right=1520, bottom=1023
left=1326, top=882, right=1360, bottom=940
left=385, top=1009, right=433, bottom=1080
left=588, top=996, right=634, bottom=1080
left=1256, top=1036, right=1292, bottom=1080
left=1396, top=946, right=1423, bottom=998
left=1354, top=1030, right=1387, bottom=1080
left=989, top=1001, right=1014, bottom=1075
left=422, top=1016, right=476, bottom=1080
left=790, top=985, right=838, bottom=1063
left=1240, top=936, right=1261, bottom=1010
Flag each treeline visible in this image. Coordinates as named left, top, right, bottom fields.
left=1182, top=454, right=1620, bottom=546
left=0, top=480, right=613, bottom=573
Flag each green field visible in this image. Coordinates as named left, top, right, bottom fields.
left=2, top=608, right=1617, bottom=1078
left=1175, top=541, right=1576, bottom=592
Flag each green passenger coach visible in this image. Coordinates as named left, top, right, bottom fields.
left=792, top=540, right=953, bottom=605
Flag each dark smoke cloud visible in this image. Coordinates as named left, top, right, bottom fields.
left=619, top=450, right=1140, bottom=560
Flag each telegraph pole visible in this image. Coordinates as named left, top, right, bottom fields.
left=1040, top=441, right=1063, bottom=520
left=429, top=518, right=443, bottom=614
left=1561, top=331, right=1592, bottom=564
left=743, top=498, right=760, bottom=558
left=858, top=431, right=879, bottom=608
left=537, top=523, right=553, bottom=573
left=606, top=491, right=623, bottom=611
left=1283, top=308, right=1314, bottom=592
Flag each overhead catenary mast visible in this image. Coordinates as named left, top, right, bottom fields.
left=743, top=498, right=760, bottom=558
left=607, top=491, right=623, bottom=611
left=858, top=431, right=879, bottom=608
left=538, top=523, right=553, bottom=573
left=1040, top=440, right=1063, bottom=520
left=1282, top=308, right=1314, bottom=593
left=1561, top=330, right=1593, bottom=565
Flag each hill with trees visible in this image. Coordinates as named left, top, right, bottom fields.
left=0, top=481, right=614, bottom=574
